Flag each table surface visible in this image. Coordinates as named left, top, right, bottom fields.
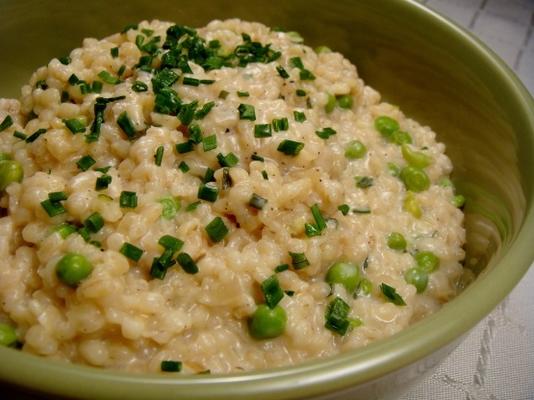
left=401, top=1, right=534, bottom=399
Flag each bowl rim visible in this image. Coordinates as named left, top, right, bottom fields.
left=1, top=0, right=534, bottom=399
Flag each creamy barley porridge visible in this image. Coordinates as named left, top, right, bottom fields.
left=0, top=19, right=465, bottom=373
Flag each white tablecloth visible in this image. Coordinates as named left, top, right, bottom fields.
left=402, top=1, right=534, bottom=399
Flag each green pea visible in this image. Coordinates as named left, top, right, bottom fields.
left=249, top=304, right=287, bottom=340
left=403, top=192, right=422, bottom=218
left=401, top=144, right=432, bottom=168
left=357, top=278, right=373, bottom=296
left=391, top=130, right=412, bottom=145
left=387, top=232, right=407, bottom=251
left=452, top=194, right=466, bottom=208
left=0, top=153, right=11, bottom=161
left=374, top=116, right=399, bottom=139
left=414, top=251, right=440, bottom=273
left=325, top=262, right=360, bottom=293
left=400, top=166, right=430, bottom=192
left=0, top=323, right=17, bottom=347
left=325, top=93, right=336, bottom=113
left=315, top=45, right=332, bottom=54
left=404, top=267, right=428, bottom=293
left=337, top=95, right=353, bottom=109
left=55, top=253, right=93, bottom=287
left=344, top=140, right=367, bottom=159
left=0, top=160, right=23, bottom=190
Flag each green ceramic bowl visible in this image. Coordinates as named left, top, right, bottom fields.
left=1, top=0, right=533, bottom=399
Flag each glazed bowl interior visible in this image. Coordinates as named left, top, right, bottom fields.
left=0, top=0, right=533, bottom=399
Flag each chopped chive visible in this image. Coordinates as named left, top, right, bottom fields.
left=198, top=182, right=219, bottom=202
left=205, top=216, right=229, bottom=243
left=119, top=191, right=137, bottom=208
left=154, top=146, right=164, bottom=166
left=222, top=167, right=233, bottom=190
left=54, top=223, right=77, bottom=239
left=200, top=79, right=215, bottom=85
left=315, top=127, right=337, bottom=140
left=238, top=104, right=256, bottom=121
left=299, top=69, right=315, bottom=80
left=117, top=111, right=137, bottom=139
left=261, top=275, right=284, bottom=308
left=296, top=89, right=307, bottom=97
left=159, top=197, right=180, bottom=219
left=203, top=167, right=215, bottom=183
left=380, top=283, right=406, bottom=306
left=277, top=139, right=304, bottom=156
left=261, top=170, right=269, bottom=180
left=110, top=47, right=119, bottom=58
left=91, top=81, right=103, bottom=93
left=161, top=360, right=182, bottom=372
left=286, top=31, right=304, bottom=43
left=176, top=252, right=199, bottom=274
left=132, top=81, right=148, bottom=92
left=79, top=81, right=91, bottom=94
left=249, top=193, right=267, bottom=210
left=76, top=155, right=96, bottom=171
left=311, top=204, right=326, bottom=231
left=40, top=199, right=65, bottom=217
left=98, top=70, right=121, bottom=84
left=352, top=208, right=371, bottom=214
left=254, top=124, right=272, bottom=138
left=216, top=152, right=239, bottom=168
left=152, top=68, right=178, bottom=93
left=274, top=264, right=289, bottom=273
left=178, top=161, right=190, bottom=173
left=272, top=117, right=289, bottom=132
left=68, top=74, right=80, bottom=85
left=188, top=124, right=202, bottom=144
left=35, top=80, right=48, bottom=90
left=58, top=56, right=71, bottom=65
left=218, top=90, right=229, bottom=99
left=251, top=153, right=264, bottom=162
left=276, top=65, right=289, bottom=79
left=195, top=101, right=215, bottom=120
left=289, top=251, right=310, bottom=269
left=237, top=91, right=249, bottom=97
left=185, top=201, right=200, bottom=212
left=304, top=223, right=321, bottom=237
left=355, top=176, right=374, bottom=189
left=95, top=174, right=112, bottom=190
left=149, top=249, right=176, bottom=280
left=63, top=118, right=86, bottom=134
left=325, top=297, right=351, bottom=335
left=183, top=76, right=200, bottom=86
left=13, top=131, right=27, bottom=140
left=176, top=141, right=194, bottom=154
left=337, top=204, right=350, bottom=215
left=84, top=212, right=104, bottom=233
left=293, top=111, right=306, bottom=122
left=289, top=57, right=304, bottom=69
left=117, top=65, right=126, bottom=77
left=202, top=135, right=217, bottom=152
left=48, top=191, right=68, bottom=202
left=25, top=128, right=47, bottom=143
left=178, top=101, right=198, bottom=125
left=61, top=91, right=70, bottom=102
left=121, top=23, right=138, bottom=33
left=141, top=28, right=154, bottom=37
left=94, top=166, right=111, bottom=173
left=158, top=235, right=184, bottom=252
